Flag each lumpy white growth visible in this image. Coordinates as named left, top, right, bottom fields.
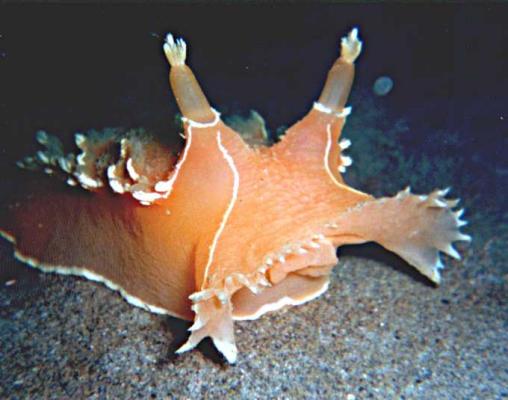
left=126, top=158, right=141, bottom=181
left=76, top=172, right=103, bottom=189
left=107, top=165, right=126, bottom=194
left=132, top=190, right=163, bottom=203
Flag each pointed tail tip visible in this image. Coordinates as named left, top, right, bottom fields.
left=212, top=338, right=238, bottom=364
left=175, top=339, right=196, bottom=355
left=174, top=336, right=238, bottom=364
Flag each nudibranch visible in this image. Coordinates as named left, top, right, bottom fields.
left=0, top=28, right=470, bottom=363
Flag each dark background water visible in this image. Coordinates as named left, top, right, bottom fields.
left=0, top=5, right=507, bottom=397
left=0, top=3, right=506, bottom=209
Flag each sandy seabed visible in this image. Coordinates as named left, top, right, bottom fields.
left=0, top=210, right=506, bottom=399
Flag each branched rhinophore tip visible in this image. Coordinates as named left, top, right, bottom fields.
left=164, top=33, right=187, bottom=67
left=340, top=27, right=363, bottom=64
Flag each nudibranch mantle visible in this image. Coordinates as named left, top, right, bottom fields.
left=0, top=28, right=470, bottom=363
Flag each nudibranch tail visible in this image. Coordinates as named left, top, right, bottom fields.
left=164, top=33, right=217, bottom=124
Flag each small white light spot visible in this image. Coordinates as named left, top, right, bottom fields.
left=5, top=279, right=16, bottom=286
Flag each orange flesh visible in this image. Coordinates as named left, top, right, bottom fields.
left=1, top=30, right=470, bottom=362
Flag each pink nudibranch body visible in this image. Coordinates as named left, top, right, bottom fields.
left=0, top=28, right=470, bottom=363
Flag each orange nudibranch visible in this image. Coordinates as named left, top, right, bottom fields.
left=0, top=28, right=470, bottom=363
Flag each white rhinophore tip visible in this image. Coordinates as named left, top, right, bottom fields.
left=341, top=27, right=363, bottom=64
left=163, top=33, right=187, bottom=67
